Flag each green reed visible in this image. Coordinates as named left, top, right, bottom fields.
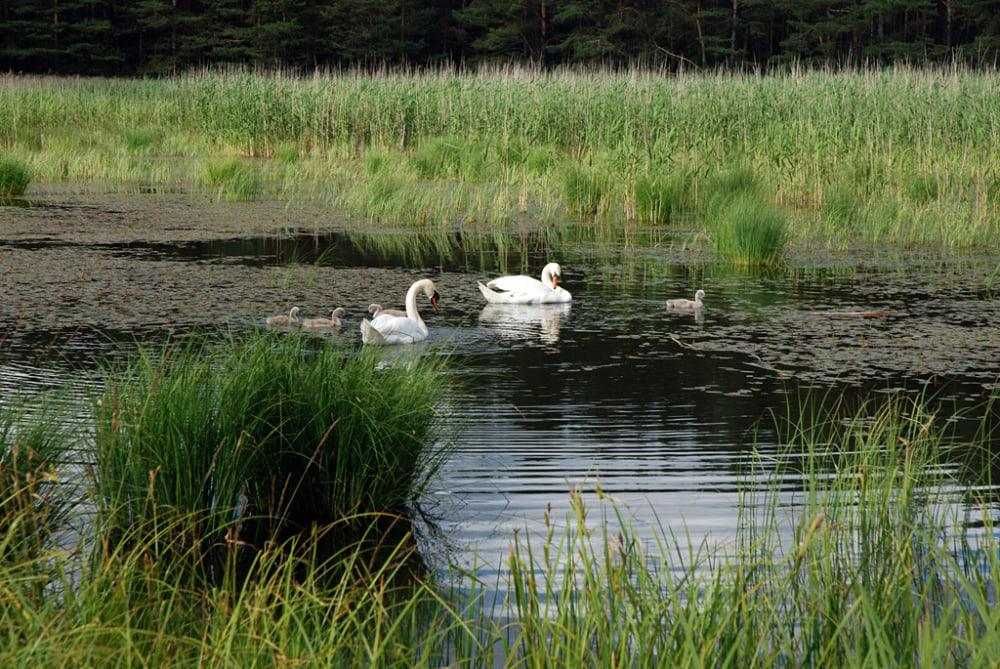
left=0, top=157, right=31, bottom=198
left=2, top=67, right=999, bottom=250
left=0, top=397, right=72, bottom=566
left=94, top=333, right=445, bottom=580
left=1, top=390, right=999, bottom=665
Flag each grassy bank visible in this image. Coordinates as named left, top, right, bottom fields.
left=2, top=67, right=1000, bottom=256
left=3, top=377, right=1000, bottom=664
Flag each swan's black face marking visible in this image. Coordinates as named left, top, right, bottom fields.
left=431, top=292, right=441, bottom=311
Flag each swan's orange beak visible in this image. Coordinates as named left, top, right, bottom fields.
left=552, top=275, right=561, bottom=287
left=431, top=292, right=440, bottom=312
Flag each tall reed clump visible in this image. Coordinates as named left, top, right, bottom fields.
left=705, top=169, right=788, bottom=266
left=710, top=194, right=789, bottom=266
left=0, top=158, right=31, bottom=199
left=561, top=163, right=608, bottom=217
left=634, top=173, right=689, bottom=224
left=201, top=159, right=263, bottom=201
left=94, top=333, right=445, bottom=580
left=0, top=399, right=71, bottom=564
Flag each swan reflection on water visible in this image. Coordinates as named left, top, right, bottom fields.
left=478, top=303, right=572, bottom=344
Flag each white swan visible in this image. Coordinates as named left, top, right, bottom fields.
left=266, top=306, right=302, bottom=327
left=665, top=289, right=705, bottom=312
left=361, top=279, right=439, bottom=345
left=303, top=307, right=346, bottom=329
left=368, top=303, right=407, bottom=318
left=477, top=262, right=572, bottom=304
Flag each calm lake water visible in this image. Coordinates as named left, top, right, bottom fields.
left=2, top=203, right=999, bottom=580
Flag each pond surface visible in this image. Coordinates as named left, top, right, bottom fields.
left=2, top=196, right=999, bottom=581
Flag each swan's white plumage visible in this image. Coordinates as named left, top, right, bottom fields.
left=361, top=279, right=437, bottom=345
left=478, top=262, right=572, bottom=304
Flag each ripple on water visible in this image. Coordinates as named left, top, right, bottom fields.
left=2, top=224, right=998, bottom=583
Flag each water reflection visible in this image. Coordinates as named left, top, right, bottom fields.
left=4, top=221, right=1000, bottom=586
left=478, top=303, right=571, bottom=344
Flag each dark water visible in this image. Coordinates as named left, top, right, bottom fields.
left=3, top=224, right=1000, bottom=579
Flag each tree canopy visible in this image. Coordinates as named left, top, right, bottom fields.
left=2, top=0, right=999, bottom=75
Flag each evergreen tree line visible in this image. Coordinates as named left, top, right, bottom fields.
left=2, top=0, right=1000, bottom=75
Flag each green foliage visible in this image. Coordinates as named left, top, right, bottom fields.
left=635, top=173, right=689, bottom=224
left=524, top=145, right=560, bottom=174
left=823, top=182, right=863, bottom=229
left=94, top=333, right=445, bottom=577
left=711, top=193, right=788, bottom=266
left=0, top=399, right=71, bottom=563
left=906, top=174, right=940, bottom=203
left=410, top=136, right=493, bottom=181
left=202, top=159, right=263, bottom=201
left=561, top=163, right=607, bottom=217
left=4, top=71, right=1000, bottom=248
left=122, top=129, right=158, bottom=153
left=5, top=0, right=1000, bottom=74
left=703, top=166, right=760, bottom=207
left=0, top=158, right=31, bottom=198
left=2, top=395, right=1000, bottom=665
left=274, top=143, right=299, bottom=165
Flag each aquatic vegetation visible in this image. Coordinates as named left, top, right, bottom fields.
left=201, top=159, right=263, bottom=201
left=906, top=174, right=940, bottom=204
left=560, top=163, right=608, bottom=217
left=0, top=157, right=31, bottom=198
left=122, top=129, right=158, bottom=153
left=0, top=398, right=71, bottom=563
left=711, top=193, right=789, bottom=266
left=2, top=394, right=1000, bottom=664
left=634, top=172, right=689, bottom=224
left=94, top=333, right=445, bottom=577
left=4, top=67, right=1000, bottom=247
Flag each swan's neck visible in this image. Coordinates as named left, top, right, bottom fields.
left=405, top=281, right=424, bottom=324
left=540, top=267, right=555, bottom=289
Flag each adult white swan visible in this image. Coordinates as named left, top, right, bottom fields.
left=477, top=262, right=571, bottom=304
left=360, top=279, right=440, bottom=345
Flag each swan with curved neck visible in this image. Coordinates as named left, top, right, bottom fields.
left=361, top=279, right=440, bottom=345
left=478, top=262, right=572, bottom=304
left=266, top=306, right=302, bottom=327
left=303, top=307, right=346, bottom=329
left=665, top=289, right=705, bottom=312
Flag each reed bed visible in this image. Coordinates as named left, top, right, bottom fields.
left=2, top=67, right=999, bottom=255
left=0, top=157, right=30, bottom=198
left=0, top=398, right=71, bottom=564
left=94, top=333, right=445, bottom=582
left=2, top=380, right=1000, bottom=665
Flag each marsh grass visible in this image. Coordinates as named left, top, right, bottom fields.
left=1, top=392, right=1000, bottom=664
left=634, top=172, right=689, bottom=224
left=0, top=398, right=71, bottom=564
left=0, top=157, right=31, bottom=198
left=3, top=68, right=999, bottom=248
left=202, top=158, right=263, bottom=201
left=94, top=333, right=445, bottom=580
left=560, top=163, right=608, bottom=217
left=711, top=192, right=789, bottom=266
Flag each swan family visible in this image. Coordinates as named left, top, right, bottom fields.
left=267, top=262, right=705, bottom=346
